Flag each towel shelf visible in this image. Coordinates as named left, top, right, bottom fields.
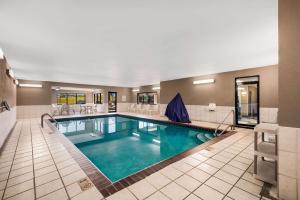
left=253, top=123, right=278, bottom=185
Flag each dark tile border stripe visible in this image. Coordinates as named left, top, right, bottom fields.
left=45, top=115, right=236, bottom=198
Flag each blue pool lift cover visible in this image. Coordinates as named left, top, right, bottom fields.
left=165, top=93, right=191, bottom=123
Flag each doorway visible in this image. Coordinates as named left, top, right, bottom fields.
left=108, top=92, right=117, bottom=113
left=235, top=76, right=260, bottom=127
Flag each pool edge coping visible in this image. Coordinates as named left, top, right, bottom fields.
left=45, top=114, right=236, bottom=198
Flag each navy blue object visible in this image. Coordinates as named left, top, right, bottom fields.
left=165, top=93, right=191, bottom=123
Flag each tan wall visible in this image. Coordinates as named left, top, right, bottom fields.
left=131, top=85, right=160, bottom=103
left=0, top=57, right=16, bottom=107
left=17, top=80, right=133, bottom=105
left=278, top=0, right=300, bottom=128
left=160, top=65, right=278, bottom=108
left=0, top=57, right=17, bottom=148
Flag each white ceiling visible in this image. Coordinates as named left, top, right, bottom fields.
left=0, top=0, right=278, bottom=87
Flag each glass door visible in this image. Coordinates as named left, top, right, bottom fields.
left=235, top=76, right=259, bottom=127
left=108, top=92, right=117, bottom=113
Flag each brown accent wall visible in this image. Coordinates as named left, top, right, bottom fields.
left=131, top=85, right=160, bottom=104
left=17, top=80, right=132, bottom=105
left=0, top=57, right=16, bottom=107
left=160, top=65, right=278, bottom=107
left=278, top=0, right=300, bottom=128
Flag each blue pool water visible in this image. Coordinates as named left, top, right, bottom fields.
left=56, top=115, right=215, bottom=182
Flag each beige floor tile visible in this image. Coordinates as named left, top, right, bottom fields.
left=13, top=156, right=32, bottom=164
left=33, top=152, right=50, bottom=159
left=204, top=158, right=225, bottom=169
left=9, top=165, right=33, bottom=178
left=38, top=188, right=68, bottom=200
left=217, top=152, right=236, bottom=159
left=7, top=171, right=34, bottom=187
left=182, top=157, right=202, bottom=167
left=59, top=164, right=81, bottom=177
left=128, top=179, right=156, bottom=199
left=4, top=179, right=34, bottom=199
left=194, top=184, right=224, bottom=200
left=239, top=152, right=253, bottom=160
left=56, top=159, right=77, bottom=170
left=62, top=170, right=86, bottom=186
left=241, top=172, right=263, bottom=187
left=222, top=165, right=244, bottom=177
left=190, top=153, right=208, bottom=162
left=161, top=182, right=190, bottom=200
left=35, top=170, right=60, bottom=186
left=71, top=187, right=103, bottom=200
left=235, top=179, right=262, bottom=197
left=214, top=170, right=239, bottom=185
left=212, top=154, right=231, bottom=163
left=34, top=155, right=52, bottom=164
left=0, top=172, right=9, bottom=181
left=223, top=197, right=233, bottom=200
left=159, top=166, right=183, bottom=180
left=35, top=165, right=57, bottom=177
left=66, top=182, right=82, bottom=198
left=186, top=168, right=210, bottom=182
left=53, top=155, right=72, bottom=164
left=36, top=178, right=64, bottom=198
left=14, top=152, right=32, bottom=160
left=175, top=174, right=201, bottom=192
left=227, top=187, right=259, bottom=200
left=0, top=180, right=7, bottom=190
left=11, top=160, right=33, bottom=171
left=233, top=156, right=253, bottom=165
left=0, top=166, right=11, bottom=174
left=146, top=172, right=171, bottom=189
left=6, top=189, right=34, bottom=200
left=145, top=191, right=169, bottom=200
left=198, top=149, right=216, bottom=158
left=34, top=159, right=55, bottom=170
left=171, top=160, right=193, bottom=173
left=0, top=161, right=12, bottom=169
left=197, top=163, right=218, bottom=175
left=205, top=177, right=232, bottom=194
left=185, top=194, right=201, bottom=200
left=106, top=189, right=137, bottom=200
left=228, top=160, right=249, bottom=171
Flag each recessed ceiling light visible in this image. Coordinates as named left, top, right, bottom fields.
left=19, top=83, right=43, bottom=88
left=152, top=86, right=160, bottom=90
left=193, top=79, right=215, bottom=85
left=132, top=89, right=139, bottom=92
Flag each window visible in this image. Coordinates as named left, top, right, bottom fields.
left=76, top=94, right=86, bottom=104
left=57, top=93, right=86, bottom=105
left=137, top=92, right=158, bottom=104
left=67, top=94, right=76, bottom=105
left=93, top=93, right=103, bottom=104
left=57, top=94, right=67, bottom=105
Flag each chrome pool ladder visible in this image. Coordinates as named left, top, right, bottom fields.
left=214, top=109, right=235, bottom=136
left=41, top=113, right=58, bottom=128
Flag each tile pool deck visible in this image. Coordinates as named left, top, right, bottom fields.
left=0, top=114, right=269, bottom=200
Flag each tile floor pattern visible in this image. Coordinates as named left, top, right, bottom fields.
left=0, top=118, right=271, bottom=200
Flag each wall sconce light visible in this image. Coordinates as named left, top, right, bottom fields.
left=193, top=79, right=215, bottom=85
left=132, top=89, right=140, bottom=92
left=14, top=79, right=19, bottom=85
left=152, top=86, right=160, bottom=90
left=19, top=83, right=43, bottom=88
